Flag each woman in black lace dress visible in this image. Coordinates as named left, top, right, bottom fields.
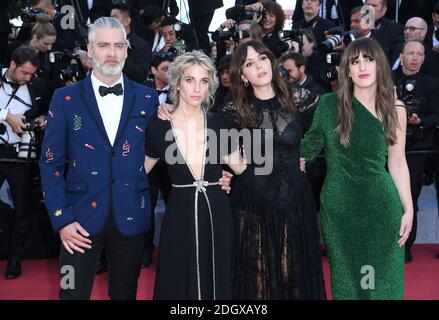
left=224, top=40, right=325, bottom=299
left=157, top=42, right=325, bottom=300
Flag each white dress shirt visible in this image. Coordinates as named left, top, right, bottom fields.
left=157, top=84, right=170, bottom=105
left=91, top=72, right=124, bottom=146
left=433, top=26, right=439, bottom=48
left=392, top=57, right=401, bottom=70
left=0, top=68, right=32, bottom=144
left=152, top=33, right=166, bottom=52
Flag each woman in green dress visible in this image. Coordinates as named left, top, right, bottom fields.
left=300, top=38, right=414, bottom=300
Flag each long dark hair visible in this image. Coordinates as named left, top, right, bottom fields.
left=229, top=40, right=295, bottom=127
left=336, top=37, right=398, bottom=147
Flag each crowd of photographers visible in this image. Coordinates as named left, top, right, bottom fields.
left=0, top=0, right=439, bottom=279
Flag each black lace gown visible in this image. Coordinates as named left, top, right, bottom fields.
left=222, top=95, right=326, bottom=300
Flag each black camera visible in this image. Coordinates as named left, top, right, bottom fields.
left=320, top=52, right=343, bottom=83
left=319, top=27, right=360, bottom=53
left=279, top=29, right=303, bottom=52
left=49, top=51, right=87, bottom=82
left=243, top=10, right=266, bottom=21
left=218, top=27, right=250, bottom=42
left=326, top=52, right=342, bottom=66
left=24, top=120, right=40, bottom=131
left=400, top=80, right=422, bottom=118
left=398, top=80, right=426, bottom=145
left=59, top=63, right=86, bottom=82
left=20, top=8, right=46, bottom=24
left=173, top=21, right=190, bottom=40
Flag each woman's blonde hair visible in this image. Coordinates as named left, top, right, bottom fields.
left=168, top=50, right=219, bottom=109
left=31, top=14, right=56, bottom=40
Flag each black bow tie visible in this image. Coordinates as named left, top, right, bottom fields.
left=99, top=83, right=123, bottom=97
left=2, top=73, right=19, bottom=90
left=157, top=89, right=169, bottom=95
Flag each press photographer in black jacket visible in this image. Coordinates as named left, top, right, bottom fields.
left=0, top=46, right=48, bottom=279
left=392, top=39, right=439, bottom=263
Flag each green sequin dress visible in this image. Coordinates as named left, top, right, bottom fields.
left=300, top=93, right=404, bottom=300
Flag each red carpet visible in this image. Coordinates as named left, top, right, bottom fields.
left=1, top=244, right=438, bottom=300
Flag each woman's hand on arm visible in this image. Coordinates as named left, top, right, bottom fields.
left=157, top=103, right=176, bottom=121
left=223, top=149, right=247, bottom=176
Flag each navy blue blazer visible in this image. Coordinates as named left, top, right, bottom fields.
left=39, top=75, right=158, bottom=236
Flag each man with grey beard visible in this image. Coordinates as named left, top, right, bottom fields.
left=39, top=17, right=158, bottom=300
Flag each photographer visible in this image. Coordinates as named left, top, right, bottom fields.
left=279, top=51, right=325, bottom=98
left=367, top=0, right=405, bottom=62
left=391, top=17, right=439, bottom=79
left=111, top=3, right=151, bottom=84
left=211, top=54, right=233, bottom=113
left=301, top=28, right=331, bottom=92
left=212, top=19, right=262, bottom=65
left=16, top=0, right=56, bottom=42
left=225, top=0, right=265, bottom=22
left=258, top=0, right=287, bottom=58
left=0, top=46, right=47, bottom=279
left=293, top=0, right=364, bottom=26
left=392, top=39, right=439, bottom=263
left=293, top=0, right=336, bottom=45
left=157, top=16, right=198, bottom=55
left=350, top=6, right=372, bottom=38
left=141, top=5, right=166, bottom=52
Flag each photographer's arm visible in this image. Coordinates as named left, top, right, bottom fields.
left=3, top=112, right=27, bottom=134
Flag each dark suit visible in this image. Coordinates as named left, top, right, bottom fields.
left=0, top=0, right=11, bottom=64
left=127, top=0, right=179, bottom=16
left=40, top=75, right=157, bottom=299
left=293, top=0, right=364, bottom=26
left=124, top=32, right=152, bottom=84
left=73, top=0, right=113, bottom=23
left=370, top=18, right=404, bottom=62
left=188, top=0, right=223, bottom=54
left=293, top=16, right=336, bottom=48
left=387, top=0, right=437, bottom=25
left=306, top=50, right=331, bottom=93
left=425, top=25, right=439, bottom=49
left=392, top=68, right=439, bottom=253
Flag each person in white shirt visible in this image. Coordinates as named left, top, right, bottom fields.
left=150, top=54, right=173, bottom=104
left=0, top=46, right=47, bottom=280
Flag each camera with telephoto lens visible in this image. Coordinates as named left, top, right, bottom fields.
left=49, top=51, right=87, bottom=82
left=218, top=26, right=250, bottom=42
left=242, top=10, right=266, bottom=21
left=319, top=26, right=360, bottom=53
left=20, top=7, right=46, bottom=24
left=320, top=52, right=343, bottom=83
